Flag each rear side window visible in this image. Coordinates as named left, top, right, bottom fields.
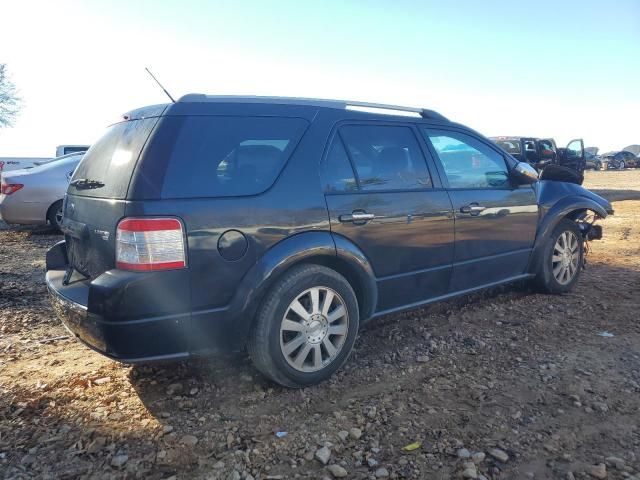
left=69, top=118, right=159, bottom=198
left=339, top=125, right=432, bottom=191
left=322, top=137, right=358, bottom=193
left=160, top=116, right=308, bottom=198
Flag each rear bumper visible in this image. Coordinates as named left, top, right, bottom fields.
left=45, top=241, right=192, bottom=363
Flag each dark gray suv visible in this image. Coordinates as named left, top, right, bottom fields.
left=46, top=95, right=612, bottom=387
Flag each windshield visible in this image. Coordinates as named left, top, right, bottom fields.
left=69, top=118, right=159, bottom=198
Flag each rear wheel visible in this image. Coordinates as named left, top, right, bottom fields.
left=534, top=219, right=583, bottom=294
left=248, top=264, right=359, bottom=388
left=47, top=200, right=64, bottom=231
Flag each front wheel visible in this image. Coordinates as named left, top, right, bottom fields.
left=619, top=160, right=625, bottom=170
left=534, top=219, right=583, bottom=294
left=595, top=161, right=602, bottom=171
left=248, top=264, right=360, bottom=388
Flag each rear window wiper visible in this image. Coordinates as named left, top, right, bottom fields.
left=69, top=178, right=105, bottom=190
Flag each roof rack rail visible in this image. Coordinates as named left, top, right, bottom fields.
left=344, top=101, right=448, bottom=121
left=178, top=94, right=448, bottom=121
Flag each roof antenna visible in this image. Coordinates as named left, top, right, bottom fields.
left=145, top=67, right=176, bottom=103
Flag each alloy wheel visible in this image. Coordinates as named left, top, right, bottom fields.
left=279, top=286, right=349, bottom=372
left=552, top=231, right=580, bottom=285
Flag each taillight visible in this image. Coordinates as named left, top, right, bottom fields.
left=116, top=217, right=186, bottom=271
left=1, top=183, right=24, bottom=195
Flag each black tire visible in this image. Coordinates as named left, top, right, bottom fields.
left=533, top=218, right=583, bottom=294
left=47, top=200, right=64, bottom=231
left=595, top=161, right=602, bottom=171
left=248, top=264, right=359, bottom=388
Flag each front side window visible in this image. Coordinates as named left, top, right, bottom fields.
left=425, top=129, right=509, bottom=189
left=161, top=116, right=308, bottom=198
left=339, top=125, right=432, bottom=191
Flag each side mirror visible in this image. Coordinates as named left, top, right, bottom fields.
left=512, top=162, right=539, bottom=184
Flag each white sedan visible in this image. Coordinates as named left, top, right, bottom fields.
left=0, top=152, right=84, bottom=230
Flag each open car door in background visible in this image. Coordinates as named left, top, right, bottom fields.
left=558, top=139, right=585, bottom=173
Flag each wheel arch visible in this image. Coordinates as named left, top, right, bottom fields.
left=527, top=196, right=608, bottom=273
left=227, top=231, right=377, bottom=347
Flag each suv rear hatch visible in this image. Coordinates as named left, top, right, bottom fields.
left=63, top=105, right=166, bottom=279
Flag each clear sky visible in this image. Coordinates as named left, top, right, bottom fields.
left=1, top=0, right=638, bottom=157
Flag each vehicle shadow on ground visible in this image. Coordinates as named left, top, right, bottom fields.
left=126, top=249, right=639, bottom=416
left=119, top=260, right=640, bottom=478
left=126, top=279, right=537, bottom=416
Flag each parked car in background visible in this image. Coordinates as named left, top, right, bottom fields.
left=585, top=151, right=606, bottom=170
left=602, top=151, right=639, bottom=170
left=0, top=157, right=52, bottom=173
left=490, top=136, right=556, bottom=170
left=1, top=147, right=88, bottom=175
left=622, top=145, right=640, bottom=156
left=46, top=95, right=611, bottom=388
left=55, top=145, right=90, bottom=157
left=0, top=152, right=84, bottom=230
left=490, top=136, right=585, bottom=174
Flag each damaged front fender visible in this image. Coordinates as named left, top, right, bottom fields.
left=527, top=180, right=612, bottom=273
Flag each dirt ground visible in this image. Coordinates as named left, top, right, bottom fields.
left=1, top=171, right=639, bottom=480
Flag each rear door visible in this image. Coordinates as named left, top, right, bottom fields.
left=422, top=128, right=538, bottom=292
left=323, top=122, right=454, bottom=314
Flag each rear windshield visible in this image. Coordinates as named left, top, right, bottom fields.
left=69, top=118, right=159, bottom=198
left=158, top=116, right=308, bottom=198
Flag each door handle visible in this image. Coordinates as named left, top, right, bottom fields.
left=460, top=204, right=486, bottom=216
left=339, top=210, right=375, bottom=224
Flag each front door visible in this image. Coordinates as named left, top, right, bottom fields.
left=322, top=123, right=454, bottom=314
left=422, top=128, right=539, bottom=292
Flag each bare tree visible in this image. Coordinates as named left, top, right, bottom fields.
left=0, top=64, right=21, bottom=128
